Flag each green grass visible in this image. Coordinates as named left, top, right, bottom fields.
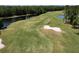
left=0, top=11, right=79, bottom=53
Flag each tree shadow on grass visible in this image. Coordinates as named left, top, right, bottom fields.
left=75, top=33, right=79, bottom=35
left=72, top=26, right=79, bottom=35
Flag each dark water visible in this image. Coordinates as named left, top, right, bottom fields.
left=2, top=20, right=11, bottom=28
left=58, top=15, right=64, bottom=19
left=0, top=16, right=27, bottom=29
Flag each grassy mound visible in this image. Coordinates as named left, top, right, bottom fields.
left=0, top=11, right=79, bottom=52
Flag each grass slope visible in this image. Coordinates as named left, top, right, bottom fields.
left=0, top=11, right=79, bottom=53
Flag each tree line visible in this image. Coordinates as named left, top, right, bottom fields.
left=0, top=6, right=64, bottom=17
left=64, top=5, right=79, bottom=28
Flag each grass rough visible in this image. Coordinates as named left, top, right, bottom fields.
left=0, top=11, right=79, bottom=53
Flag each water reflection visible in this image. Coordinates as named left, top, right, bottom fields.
left=58, top=15, right=64, bottom=19
left=0, top=15, right=27, bottom=29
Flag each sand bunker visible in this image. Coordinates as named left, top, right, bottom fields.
left=0, top=38, right=5, bottom=49
left=43, top=25, right=63, bottom=32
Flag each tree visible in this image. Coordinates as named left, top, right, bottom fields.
left=64, top=5, right=79, bottom=28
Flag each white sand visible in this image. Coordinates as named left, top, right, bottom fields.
left=43, top=25, right=63, bottom=32
left=0, top=38, right=5, bottom=49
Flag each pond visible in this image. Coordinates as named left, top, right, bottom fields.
left=58, top=15, right=64, bottom=19
left=0, top=15, right=27, bottom=29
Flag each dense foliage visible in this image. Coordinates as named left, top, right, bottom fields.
left=64, top=5, right=79, bottom=28
left=0, top=6, right=64, bottom=17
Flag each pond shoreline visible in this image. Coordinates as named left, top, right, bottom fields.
left=0, top=14, right=38, bottom=29
left=0, top=14, right=64, bottom=29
